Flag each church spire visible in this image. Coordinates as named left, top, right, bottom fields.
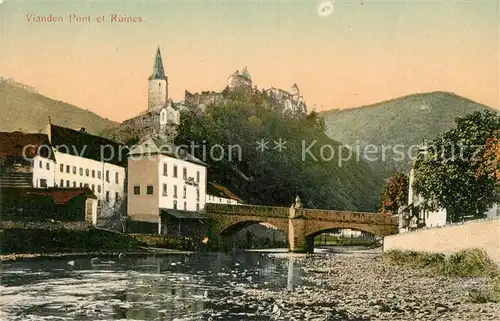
left=149, top=46, right=167, bottom=80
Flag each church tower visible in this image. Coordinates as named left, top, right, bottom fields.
left=148, top=46, right=168, bottom=110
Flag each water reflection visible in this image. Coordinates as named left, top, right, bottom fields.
left=0, top=252, right=304, bottom=321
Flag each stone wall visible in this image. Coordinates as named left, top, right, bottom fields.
left=383, top=218, right=500, bottom=263
left=205, top=203, right=289, bottom=218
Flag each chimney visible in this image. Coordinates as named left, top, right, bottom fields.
left=46, top=116, right=52, bottom=143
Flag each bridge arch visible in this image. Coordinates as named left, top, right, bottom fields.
left=305, top=222, right=391, bottom=239
left=213, top=215, right=289, bottom=236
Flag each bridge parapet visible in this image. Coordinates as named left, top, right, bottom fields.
left=296, top=208, right=396, bottom=225
left=205, top=203, right=289, bottom=218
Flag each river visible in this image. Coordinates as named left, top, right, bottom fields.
left=2, top=248, right=498, bottom=321
left=0, top=250, right=308, bottom=321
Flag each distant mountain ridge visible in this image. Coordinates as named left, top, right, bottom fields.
left=0, top=78, right=117, bottom=135
left=320, top=91, right=497, bottom=177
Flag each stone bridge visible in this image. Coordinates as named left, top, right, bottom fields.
left=205, top=203, right=398, bottom=253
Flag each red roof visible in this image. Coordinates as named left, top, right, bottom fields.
left=0, top=131, right=53, bottom=160
left=27, top=188, right=97, bottom=204
left=1, top=187, right=96, bottom=205
left=207, top=182, right=243, bottom=203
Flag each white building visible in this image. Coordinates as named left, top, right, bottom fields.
left=127, top=137, right=207, bottom=233
left=206, top=181, right=243, bottom=205
left=46, top=120, right=126, bottom=211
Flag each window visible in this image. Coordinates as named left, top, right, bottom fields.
left=183, top=167, right=187, bottom=179
left=115, top=172, right=119, bottom=184
left=73, top=181, right=76, bottom=187
left=196, top=188, right=200, bottom=201
left=84, top=183, right=89, bottom=188
left=97, top=171, right=101, bottom=179
left=40, top=179, right=47, bottom=188
left=46, top=162, right=50, bottom=170
left=147, top=185, right=154, bottom=195
left=163, top=183, right=167, bottom=196
left=97, top=185, right=101, bottom=193
left=196, top=171, right=200, bottom=183
left=60, top=164, right=64, bottom=172
left=91, top=184, right=95, bottom=192
left=184, top=201, right=187, bottom=210
left=173, top=185, right=177, bottom=198
left=106, top=170, right=110, bottom=182
left=173, top=165, right=178, bottom=178
left=115, top=192, right=119, bottom=201
left=163, top=163, right=168, bottom=176
left=92, top=170, right=95, bottom=178
left=72, top=166, right=76, bottom=174
left=60, top=179, right=63, bottom=186
left=66, top=165, right=70, bottom=173
left=79, top=167, right=83, bottom=176
left=173, top=200, right=177, bottom=209
left=183, top=186, right=186, bottom=198
left=80, top=182, right=83, bottom=187
left=39, top=160, right=42, bottom=168
left=66, top=180, right=70, bottom=187
left=196, top=203, right=200, bottom=212
left=106, top=191, right=110, bottom=202
left=133, top=185, right=140, bottom=195
left=86, top=169, right=89, bottom=176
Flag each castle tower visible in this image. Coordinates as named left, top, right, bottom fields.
left=148, top=46, right=168, bottom=110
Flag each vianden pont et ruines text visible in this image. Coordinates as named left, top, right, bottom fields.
left=26, top=13, right=144, bottom=23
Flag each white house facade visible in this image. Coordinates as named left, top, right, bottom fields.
left=206, top=181, right=243, bottom=205
left=127, top=137, right=207, bottom=232
left=47, top=121, right=126, bottom=210
left=32, top=155, right=56, bottom=188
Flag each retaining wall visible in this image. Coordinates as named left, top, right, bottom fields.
left=383, top=218, right=500, bottom=263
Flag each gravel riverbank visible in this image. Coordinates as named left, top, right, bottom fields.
left=209, top=250, right=500, bottom=321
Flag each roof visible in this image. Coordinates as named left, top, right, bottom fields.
left=0, top=131, right=54, bottom=160
left=27, top=188, right=97, bottom=204
left=149, top=46, right=167, bottom=80
left=240, top=66, right=251, bottom=81
left=160, top=208, right=207, bottom=220
left=0, top=187, right=97, bottom=204
left=49, top=123, right=126, bottom=166
left=207, top=182, right=243, bottom=203
left=128, top=136, right=206, bottom=166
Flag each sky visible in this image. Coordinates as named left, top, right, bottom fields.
left=1, top=0, right=499, bottom=122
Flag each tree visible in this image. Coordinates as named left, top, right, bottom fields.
left=413, top=111, right=500, bottom=222
left=379, top=173, right=409, bottom=214
left=476, top=130, right=500, bottom=183
left=306, top=110, right=326, bottom=132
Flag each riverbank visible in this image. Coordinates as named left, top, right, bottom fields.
left=210, top=249, right=500, bottom=320
left=0, top=247, right=194, bottom=262
left=0, top=227, right=198, bottom=259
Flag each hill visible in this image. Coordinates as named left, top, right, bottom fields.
left=0, top=78, right=117, bottom=135
left=174, top=90, right=385, bottom=212
left=320, top=91, right=497, bottom=177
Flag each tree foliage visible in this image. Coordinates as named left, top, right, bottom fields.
left=413, top=111, right=500, bottom=222
left=175, top=90, right=384, bottom=211
left=476, top=130, right=500, bottom=183
left=379, top=173, right=409, bottom=214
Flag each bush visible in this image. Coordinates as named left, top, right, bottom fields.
left=445, top=249, right=499, bottom=277
left=384, top=249, right=500, bottom=303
